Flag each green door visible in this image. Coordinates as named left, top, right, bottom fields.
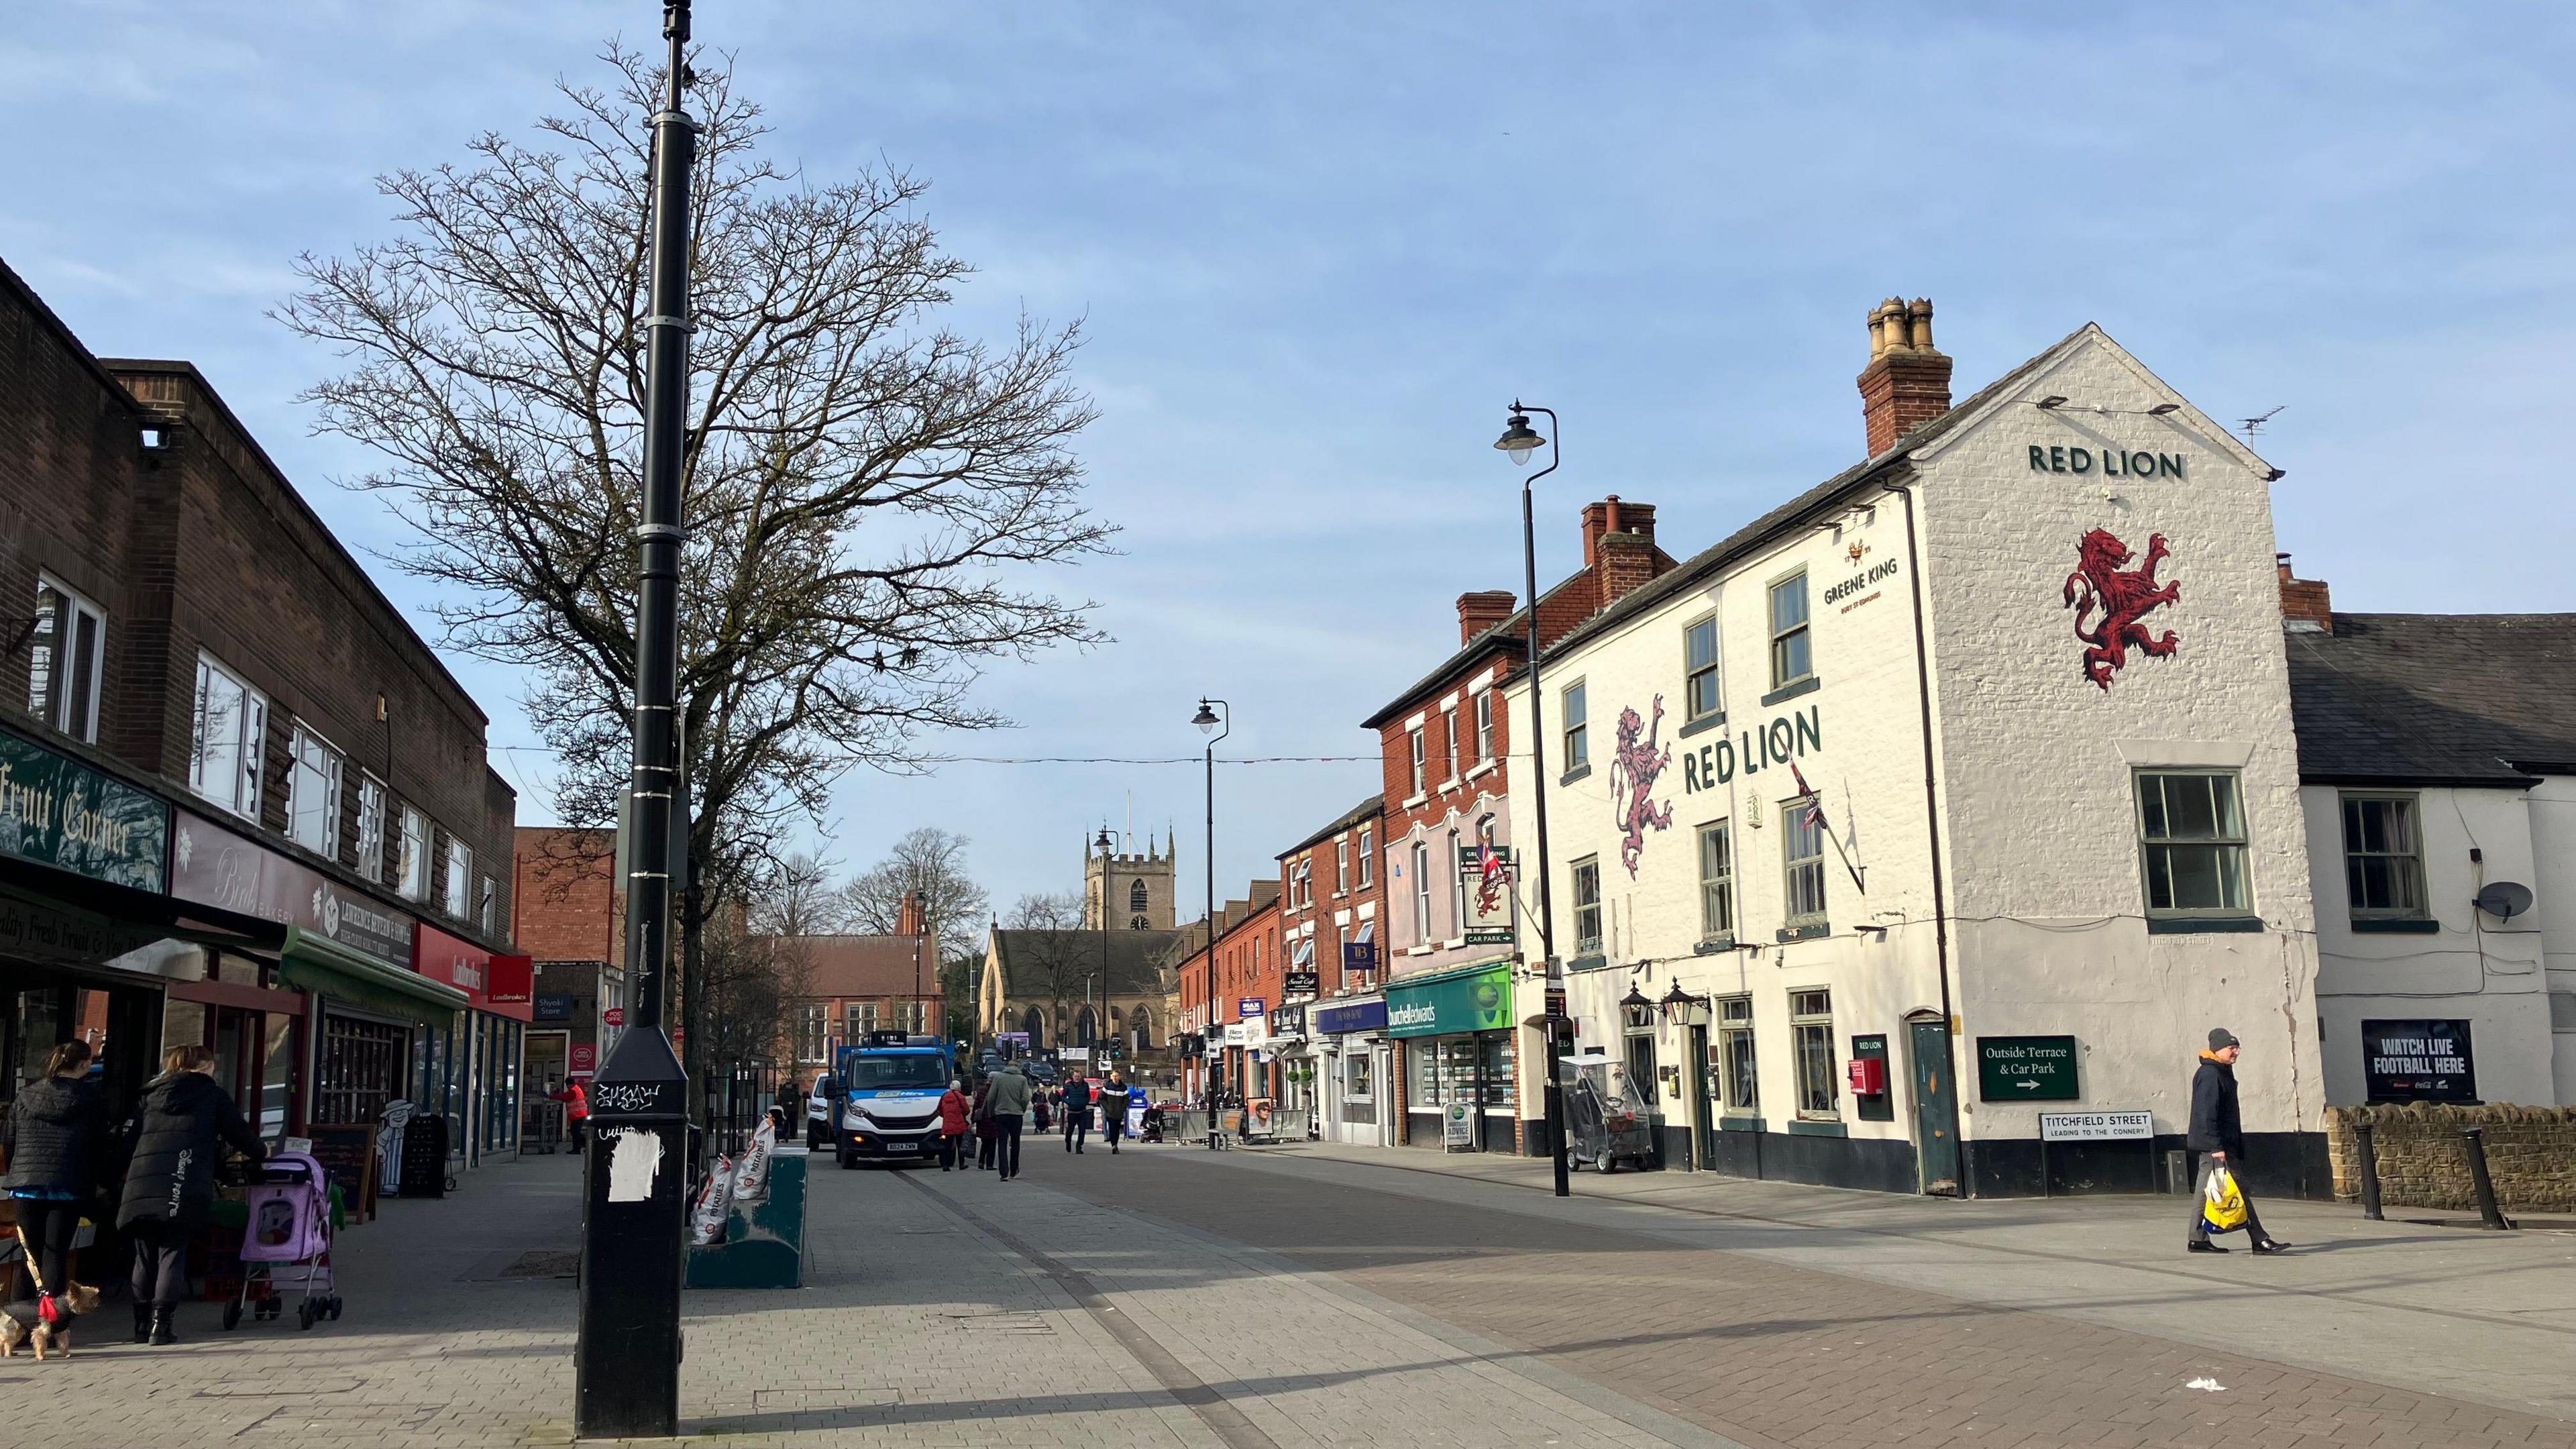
left=1909, top=1016, right=1960, bottom=1195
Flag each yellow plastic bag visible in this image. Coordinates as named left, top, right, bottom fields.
left=2202, top=1165, right=2248, bottom=1231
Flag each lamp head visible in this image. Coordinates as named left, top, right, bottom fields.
left=1494, top=412, right=1544, bottom=466
left=1191, top=700, right=1221, bottom=735
left=1095, top=826, right=1114, bottom=852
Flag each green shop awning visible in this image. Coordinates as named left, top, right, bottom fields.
left=1385, top=958, right=1515, bottom=1038
left=280, top=927, right=465, bottom=1030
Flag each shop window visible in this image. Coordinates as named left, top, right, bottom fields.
left=1407, top=727, right=1427, bottom=798
left=1572, top=855, right=1602, bottom=955
left=316, top=1014, right=409, bottom=1126
left=445, top=837, right=473, bottom=920
left=1343, top=1049, right=1374, bottom=1100
left=1358, top=827, right=1373, bottom=887
left=1783, top=797, right=1827, bottom=930
left=285, top=722, right=343, bottom=858
left=398, top=804, right=431, bottom=901
left=1561, top=680, right=1589, bottom=775
left=1790, top=988, right=1837, bottom=1118
left=1698, top=820, right=1734, bottom=941
left=2340, top=792, right=2426, bottom=920
left=1715, top=995, right=1757, bottom=1114
left=1481, top=1031, right=1515, bottom=1108
left=29, top=576, right=105, bottom=743
left=1474, top=690, right=1495, bottom=763
left=189, top=653, right=266, bottom=820
left=2137, top=770, right=2251, bottom=918
left=354, top=774, right=388, bottom=881
left=1769, top=572, right=1812, bottom=689
left=1684, top=613, right=1721, bottom=724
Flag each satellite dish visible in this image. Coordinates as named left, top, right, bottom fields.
left=2474, top=881, right=2532, bottom=921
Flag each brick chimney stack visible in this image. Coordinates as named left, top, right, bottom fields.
left=1858, top=297, right=1953, bottom=458
left=1456, top=590, right=1517, bottom=643
left=1581, top=496, right=1664, bottom=610
left=897, top=890, right=928, bottom=938
left=2277, top=553, right=2332, bottom=634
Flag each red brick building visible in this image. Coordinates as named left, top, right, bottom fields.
left=1178, top=880, right=1281, bottom=1105
left=510, top=826, right=624, bottom=1092
left=1352, top=495, right=1676, bottom=1151
left=779, top=892, right=942, bottom=1078
left=1271, top=796, right=1386, bottom=1126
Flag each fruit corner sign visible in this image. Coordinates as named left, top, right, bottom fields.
left=1976, top=1034, right=2079, bottom=1101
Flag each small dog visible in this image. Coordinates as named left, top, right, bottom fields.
left=1, top=1282, right=103, bottom=1360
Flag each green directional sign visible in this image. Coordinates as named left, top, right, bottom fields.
left=1976, top=1034, right=2079, bottom=1102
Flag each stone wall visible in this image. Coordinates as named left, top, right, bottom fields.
left=2326, top=1104, right=2576, bottom=1213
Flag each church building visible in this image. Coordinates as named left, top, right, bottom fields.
left=979, top=829, right=1185, bottom=1069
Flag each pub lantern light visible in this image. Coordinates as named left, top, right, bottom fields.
left=1659, top=983, right=1706, bottom=1028
left=1493, top=412, right=1546, bottom=466
left=1620, top=983, right=1655, bottom=1031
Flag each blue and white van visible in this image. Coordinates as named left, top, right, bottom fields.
left=831, top=1040, right=953, bottom=1168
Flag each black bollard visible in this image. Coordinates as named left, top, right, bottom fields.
left=2461, top=1126, right=2513, bottom=1231
left=575, top=1028, right=691, bottom=1437
left=2353, top=1123, right=2383, bottom=1222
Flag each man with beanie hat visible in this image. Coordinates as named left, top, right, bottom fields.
left=2186, top=1027, right=2290, bottom=1255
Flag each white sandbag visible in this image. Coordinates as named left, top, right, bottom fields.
left=731, top=1116, right=776, bottom=1203
left=690, top=1152, right=735, bottom=1246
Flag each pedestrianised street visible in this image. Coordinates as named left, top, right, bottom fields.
left=7, top=1141, right=2571, bottom=1448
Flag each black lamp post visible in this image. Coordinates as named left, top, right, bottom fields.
left=1493, top=404, right=1572, bottom=1197
left=1095, top=825, right=1116, bottom=1075
left=575, top=3, right=695, bottom=1436
left=1192, top=697, right=1228, bottom=1147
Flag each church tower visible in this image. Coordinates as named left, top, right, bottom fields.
left=1085, top=826, right=1176, bottom=931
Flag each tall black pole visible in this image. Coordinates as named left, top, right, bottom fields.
left=576, top=5, right=695, bottom=1437
left=1507, top=404, right=1571, bottom=1197
left=1199, top=699, right=1228, bottom=1146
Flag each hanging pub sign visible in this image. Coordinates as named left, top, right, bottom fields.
left=1342, top=937, right=1377, bottom=975
left=2361, top=1019, right=2477, bottom=1104
left=1455, top=843, right=1516, bottom=945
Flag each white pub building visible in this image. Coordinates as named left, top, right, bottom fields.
left=1504, top=301, right=2333, bottom=1199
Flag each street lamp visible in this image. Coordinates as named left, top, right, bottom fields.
left=1095, top=824, right=1115, bottom=1076
left=1491, top=402, right=1572, bottom=1197
left=1193, top=698, right=1228, bottom=1146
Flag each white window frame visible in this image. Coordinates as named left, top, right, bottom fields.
left=1411, top=840, right=1432, bottom=945
left=1768, top=571, right=1813, bottom=690
left=1407, top=727, right=1427, bottom=798
left=1790, top=988, right=1837, bottom=1119
left=1474, top=690, right=1495, bottom=763
left=30, top=576, right=106, bottom=743
left=1446, top=827, right=1464, bottom=938
left=480, top=873, right=498, bottom=935
left=1562, top=680, right=1589, bottom=774
left=2136, top=769, right=2253, bottom=920
left=1684, top=612, right=1722, bottom=724
left=1443, top=708, right=1460, bottom=782
left=1783, top=796, right=1827, bottom=929
left=445, top=836, right=474, bottom=920
left=1715, top=994, right=1758, bottom=1114
left=397, top=804, right=431, bottom=901
left=1343, top=1049, right=1374, bottom=1100
left=189, top=653, right=268, bottom=820
left=284, top=722, right=344, bottom=859
left=2339, top=792, right=2427, bottom=922
left=1358, top=827, right=1373, bottom=888
left=1335, top=839, right=1349, bottom=896
left=1572, top=855, right=1602, bottom=955
left=1697, top=819, right=1734, bottom=941
left=354, top=773, right=389, bottom=881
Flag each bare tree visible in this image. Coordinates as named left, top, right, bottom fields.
left=1002, top=891, right=1102, bottom=1049
left=842, top=827, right=987, bottom=942
left=278, top=46, right=1110, bottom=1083
left=748, top=850, right=849, bottom=937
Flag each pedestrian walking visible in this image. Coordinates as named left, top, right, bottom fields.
left=116, top=1045, right=268, bottom=1345
left=973, top=1075, right=999, bottom=1170
left=936, top=1078, right=971, bottom=1171
left=985, top=1062, right=1030, bottom=1181
left=1100, top=1069, right=1130, bottom=1155
left=1062, top=1075, right=1091, bottom=1154
left=2185, top=1028, right=2290, bottom=1256
left=5, top=1041, right=108, bottom=1335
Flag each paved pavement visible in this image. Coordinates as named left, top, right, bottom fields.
left=4, top=1136, right=2568, bottom=1448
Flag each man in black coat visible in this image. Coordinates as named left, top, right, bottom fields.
left=1061, top=1075, right=1091, bottom=1154
left=2186, top=1028, right=2288, bottom=1255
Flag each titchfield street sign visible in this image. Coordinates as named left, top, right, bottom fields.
left=1976, top=1034, right=2080, bottom=1102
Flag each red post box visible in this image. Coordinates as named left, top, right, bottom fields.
left=1847, top=1057, right=1887, bottom=1096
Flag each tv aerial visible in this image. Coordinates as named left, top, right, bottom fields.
left=2240, top=405, right=2285, bottom=437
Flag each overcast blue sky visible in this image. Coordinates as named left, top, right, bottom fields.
left=11, top=3, right=2572, bottom=929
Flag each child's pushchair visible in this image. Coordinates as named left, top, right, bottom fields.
left=224, top=1151, right=342, bottom=1332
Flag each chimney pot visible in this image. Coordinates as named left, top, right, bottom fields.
left=2277, top=554, right=2332, bottom=634
left=1858, top=294, right=1955, bottom=458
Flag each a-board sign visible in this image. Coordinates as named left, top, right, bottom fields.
left=399, top=1112, right=449, bottom=1199
left=2039, top=1110, right=2151, bottom=1142
left=1976, top=1034, right=2079, bottom=1101
left=305, top=1124, right=379, bottom=1223
left=1443, top=1101, right=1475, bottom=1150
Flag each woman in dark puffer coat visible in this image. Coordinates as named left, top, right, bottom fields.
left=117, top=1045, right=266, bottom=1345
left=5, top=1040, right=107, bottom=1326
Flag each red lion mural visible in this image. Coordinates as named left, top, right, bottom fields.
left=1609, top=696, right=1674, bottom=877
left=2063, top=527, right=2180, bottom=691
